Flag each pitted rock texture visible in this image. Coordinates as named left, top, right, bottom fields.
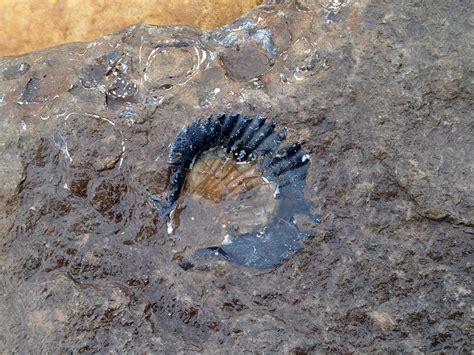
left=0, top=0, right=473, bottom=352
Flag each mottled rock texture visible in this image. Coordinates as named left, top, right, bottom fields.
left=0, top=0, right=473, bottom=352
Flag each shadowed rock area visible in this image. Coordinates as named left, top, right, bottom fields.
left=0, top=0, right=472, bottom=352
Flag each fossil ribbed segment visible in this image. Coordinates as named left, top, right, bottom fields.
left=154, top=113, right=318, bottom=269
left=183, top=150, right=264, bottom=202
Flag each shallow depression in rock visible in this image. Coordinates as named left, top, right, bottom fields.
left=156, top=113, right=319, bottom=269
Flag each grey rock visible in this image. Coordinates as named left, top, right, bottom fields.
left=0, top=0, right=472, bottom=353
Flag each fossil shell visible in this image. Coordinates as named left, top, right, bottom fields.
left=184, top=149, right=264, bottom=202
left=154, top=113, right=318, bottom=269
left=168, top=149, right=278, bottom=249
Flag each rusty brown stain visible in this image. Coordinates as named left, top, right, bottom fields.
left=0, top=0, right=262, bottom=57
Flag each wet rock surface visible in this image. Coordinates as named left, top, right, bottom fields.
left=161, top=114, right=316, bottom=269
left=0, top=0, right=472, bottom=352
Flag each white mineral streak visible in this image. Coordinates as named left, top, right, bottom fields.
left=144, top=47, right=159, bottom=83
left=222, top=234, right=233, bottom=245
left=84, top=112, right=115, bottom=126
left=273, top=186, right=280, bottom=198
left=54, top=134, right=73, bottom=163
left=118, top=140, right=125, bottom=169
left=167, top=222, right=174, bottom=235
left=195, top=46, right=207, bottom=70
left=60, top=111, right=116, bottom=126
left=167, top=208, right=177, bottom=235
left=178, top=46, right=207, bottom=86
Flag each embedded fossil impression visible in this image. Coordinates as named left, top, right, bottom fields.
left=154, top=113, right=318, bottom=269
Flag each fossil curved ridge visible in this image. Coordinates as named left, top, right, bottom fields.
left=155, top=113, right=319, bottom=269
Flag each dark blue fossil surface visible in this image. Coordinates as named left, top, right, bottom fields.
left=154, top=113, right=319, bottom=269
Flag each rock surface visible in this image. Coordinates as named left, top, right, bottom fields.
left=0, top=0, right=472, bottom=352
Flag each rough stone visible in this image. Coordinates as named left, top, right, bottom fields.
left=0, top=0, right=472, bottom=353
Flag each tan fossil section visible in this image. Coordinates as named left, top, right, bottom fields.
left=0, top=0, right=261, bottom=56
left=184, top=150, right=263, bottom=202
left=170, top=150, right=277, bottom=249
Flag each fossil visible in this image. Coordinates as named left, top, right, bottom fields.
left=152, top=113, right=319, bottom=269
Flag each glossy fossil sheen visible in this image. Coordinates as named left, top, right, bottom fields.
left=169, top=149, right=278, bottom=251
left=157, top=113, right=317, bottom=269
left=183, top=149, right=265, bottom=202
